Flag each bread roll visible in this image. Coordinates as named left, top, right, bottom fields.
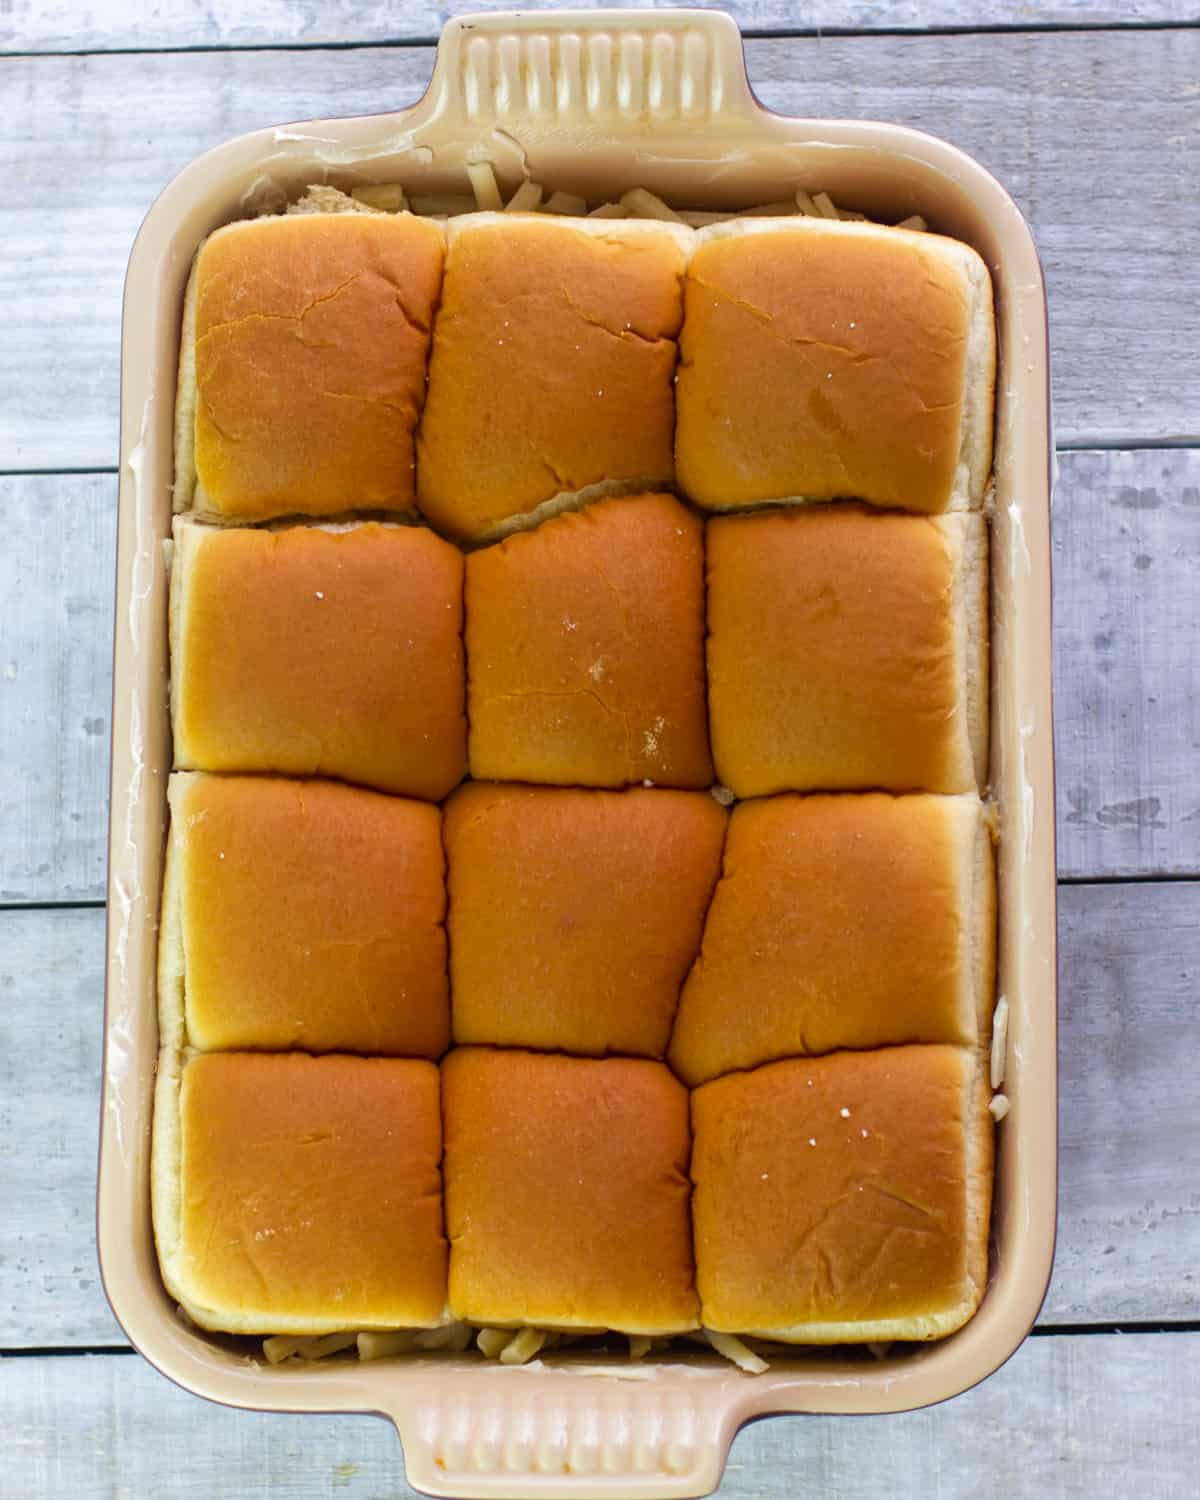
left=416, top=214, right=691, bottom=541
left=669, top=793, right=995, bottom=1086
left=465, top=493, right=712, bottom=788
left=676, top=218, right=994, bottom=513
left=691, top=1047, right=992, bottom=1341
left=169, top=518, right=466, bottom=799
left=175, top=212, right=444, bottom=521
left=153, top=1052, right=447, bottom=1332
left=159, top=773, right=449, bottom=1057
left=444, top=782, right=726, bottom=1058
left=442, top=1048, right=698, bottom=1333
left=706, top=504, right=988, bottom=797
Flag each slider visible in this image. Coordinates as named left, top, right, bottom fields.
left=691, top=1046, right=992, bottom=1341
left=175, top=211, right=444, bottom=521
left=706, top=504, right=988, bottom=796
left=153, top=1053, right=448, bottom=1332
left=417, top=214, right=691, bottom=541
left=444, top=782, right=726, bottom=1059
left=466, top=492, right=711, bottom=789
left=159, top=773, right=449, bottom=1057
left=669, top=792, right=995, bottom=1086
left=169, top=518, right=466, bottom=799
left=676, top=217, right=995, bottom=514
left=443, top=1048, right=698, bottom=1333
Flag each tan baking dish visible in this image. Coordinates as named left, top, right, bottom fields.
left=99, top=9, right=1057, bottom=1496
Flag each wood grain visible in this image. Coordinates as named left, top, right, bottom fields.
left=0, top=30, right=1197, bottom=472
left=0, top=908, right=124, bottom=1349
left=5, top=451, right=1198, bottom=905
left=0, top=475, right=115, bottom=904
left=2, top=0, right=1194, bottom=54
left=1054, top=450, right=1200, bottom=880
left=4, top=1332, right=1200, bottom=1498
left=5, top=882, right=1198, bottom=1347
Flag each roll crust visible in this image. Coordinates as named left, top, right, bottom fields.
left=170, top=519, right=466, bottom=799
left=416, top=215, right=691, bottom=541
left=691, top=1047, right=993, bottom=1340
left=706, top=504, right=988, bottom=797
left=444, top=782, right=726, bottom=1058
left=676, top=218, right=995, bottom=514
left=669, top=793, right=996, bottom=1086
left=160, top=773, right=449, bottom=1057
left=466, top=493, right=712, bottom=789
left=443, top=1048, right=699, bottom=1332
left=179, top=213, right=444, bottom=521
left=156, top=1052, right=448, bottom=1332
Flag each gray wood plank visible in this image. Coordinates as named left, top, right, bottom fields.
left=4, top=882, right=1197, bottom=1348
left=3, top=0, right=1196, bottom=54
left=0, top=474, right=115, bottom=904
left=0, top=30, right=1197, bottom=472
left=0, top=907, right=124, bottom=1349
left=5, top=450, right=1198, bottom=905
left=1053, top=449, right=1200, bottom=880
left=3, top=1332, right=1199, bottom=1499
left=1050, top=879, right=1200, bottom=1324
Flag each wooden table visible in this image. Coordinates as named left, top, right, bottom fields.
left=3, top=2, right=1197, bottom=1494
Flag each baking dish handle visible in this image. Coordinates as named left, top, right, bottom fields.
left=380, top=1373, right=746, bottom=1499
left=408, top=7, right=760, bottom=144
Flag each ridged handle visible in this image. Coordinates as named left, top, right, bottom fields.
left=384, top=1372, right=741, bottom=1498
left=421, top=9, right=756, bottom=133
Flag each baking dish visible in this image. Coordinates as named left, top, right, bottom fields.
left=99, top=10, right=1057, bottom=1497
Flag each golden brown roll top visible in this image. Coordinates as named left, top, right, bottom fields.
left=169, top=518, right=466, bottom=799
left=442, top=1048, right=699, bottom=1333
left=465, top=492, right=712, bottom=789
left=416, top=214, right=692, bottom=541
left=153, top=1052, right=448, bottom=1333
left=177, top=212, right=445, bottom=522
left=706, top=504, right=988, bottom=797
left=159, top=773, right=449, bottom=1057
left=669, top=792, right=996, bottom=1086
left=444, top=782, right=726, bottom=1059
left=675, top=218, right=995, bottom=514
left=691, top=1047, right=993, bottom=1341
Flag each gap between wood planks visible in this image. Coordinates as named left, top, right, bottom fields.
left=7, top=1321, right=1200, bottom=1360
left=2, top=18, right=1199, bottom=63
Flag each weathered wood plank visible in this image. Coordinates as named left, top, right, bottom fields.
left=0, top=30, right=1197, bottom=472
left=4, top=883, right=1197, bottom=1347
left=4, top=1333, right=1199, bottom=1497
left=0, top=908, right=124, bottom=1349
left=5, top=450, right=1197, bottom=905
left=1053, top=449, right=1200, bottom=880
left=1049, top=879, right=1200, bottom=1324
left=0, top=475, right=115, bottom=904
left=2, top=0, right=1195, bottom=55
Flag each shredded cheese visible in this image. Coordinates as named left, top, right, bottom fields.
left=465, top=160, right=504, bottom=212
left=499, top=1328, right=547, bottom=1366
left=619, top=187, right=685, bottom=222
left=351, top=183, right=408, bottom=213
left=704, top=1329, right=769, bottom=1375
left=504, top=180, right=543, bottom=214
left=991, top=996, right=1010, bottom=1089
left=544, top=190, right=589, bottom=216
left=356, top=1330, right=418, bottom=1361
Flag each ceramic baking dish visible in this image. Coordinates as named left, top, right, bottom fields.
left=99, top=9, right=1057, bottom=1497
